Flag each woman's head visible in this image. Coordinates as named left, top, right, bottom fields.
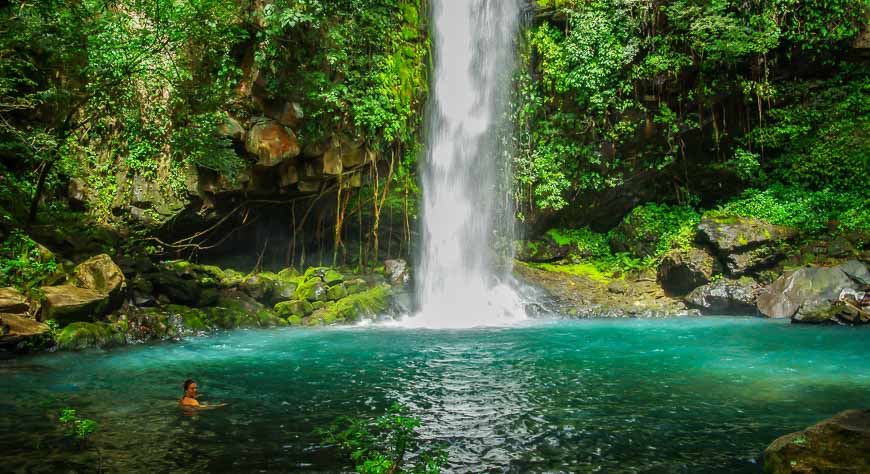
left=183, top=379, right=197, bottom=397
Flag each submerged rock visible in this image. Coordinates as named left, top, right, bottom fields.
left=0, top=287, right=29, bottom=314
left=657, top=247, right=719, bottom=295
left=685, top=278, right=758, bottom=315
left=763, top=409, right=870, bottom=474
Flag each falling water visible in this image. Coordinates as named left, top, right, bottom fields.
left=406, top=0, right=526, bottom=328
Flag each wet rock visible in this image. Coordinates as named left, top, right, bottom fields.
left=0, top=287, right=29, bottom=314
left=72, top=254, right=126, bottom=307
left=307, top=285, right=392, bottom=325
left=697, top=215, right=798, bottom=275
left=657, top=247, right=719, bottom=295
left=277, top=101, right=304, bottom=128
left=757, top=261, right=870, bottom=320
left=0, top=313, right=50, bottom=349
left=150, top=271, right=201, bottom=306
left=685, top=278, right=758, bottom=315
left=763, top=409, right=870, bottom=474
left=41, top=285, right=109, bottom=324
left=323, top=269, right=344, bottom=285
left=384, top=259, right=410, bottom=286
left=55, top=321, right=125, bottom=350
left=245, top=118, right=300, bottom=167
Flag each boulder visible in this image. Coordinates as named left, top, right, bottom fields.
left=327, top=284, right=348, bottom=301
left=685, top=278, right=758, bottom=314
left=294, top=280, right=327, bottom=302
left=274, top=299, right=313, bottom=319
left=245, top=118, right=300, bottom=167
left=72, top=254, right=126, bottom=306
left=218, top=115, right=245, bottom=141
left=277, top=101, right=304, bottom=128
left=307, top=285, right=391, bottom=325
left=763, top=409, right=870, bottom=474
left=0, top=287, right=29, bottom=314
left=0, top=313, right=50, bottom=349
left=41, top=285, right=109, bottom=324
left=657, top=247, right=719, bottom=295
left=55, top=321, right=125, bottom=350
left=515, top=235, right=570, bottom=263
left=697, top=215, right=798, bottom=275
left=757, top=261, right=870, bottom=320
left=384, top=259, right=410, bottom=286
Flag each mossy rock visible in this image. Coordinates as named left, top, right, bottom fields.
left=310, top=285, right=392, bottom=325
left=323, top=269, right=344, bottom=285
left=165, top=304, right=210, bottom=332
left=285, top=315, right=303, bottom=326
left=310, top=301, right=326, bottom=311
left=256, top=309, right=282, bottom=327
left=302, top=266, right=328, bottom=282
left=56, top=321, right=125, bottom=350
left=294, top=280, right=327, bottom=302
left=327, top=284, right=348, bottom=301
left=274, top=299, right=313, bottom=318
left=345, top=279, right=369, bottom=295
left=277, top=268, right=300, bottom=280
left=219, top=269, right=246, bottom=288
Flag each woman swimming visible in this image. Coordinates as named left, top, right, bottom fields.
left=180, top=379, right=226, bottom=409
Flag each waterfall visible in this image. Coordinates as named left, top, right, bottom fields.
left=404, top=0, right=526, bottom=328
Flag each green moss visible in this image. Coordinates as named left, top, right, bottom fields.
left=55, top=321, right=125, bottom=350
left=274, top=299, right=313, bottom=318
left=323, top=269, right=345, bottom=285
left=327, top=284, right=348, bottom=301
left=277, top=268, right=300, bottom=280
left=529, top=262, right=616, bottom=282
left=312, top=285, right=392, bottom=325
left=285, top=315, right=303, bottom=326
left=294, top=279, right=326, bottom=302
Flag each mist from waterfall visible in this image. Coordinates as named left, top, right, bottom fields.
left=403, top=0, right=526, bottom=328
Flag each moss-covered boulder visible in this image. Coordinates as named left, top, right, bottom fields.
left=294, top=279, right=328, bottom=302
left=41, top=285, right=109, bottom=324
left=55, top=321, right=125, bottom=350
left=327, top=284, right=348, bottom=301
left=302, top=266, right=328, bottom=281
left=657, top=247, right=720, bottom=295
left=698, top=215, right=798, bottom=275
left=307, top=285, right=392, bottom=325
left=0, top=287, right=29, bottom=314
left=164, top=305, right=211, bottom=332
left=763, top=409, right=870, bottom=474
left=323, top=269, right=344, bottom=285
left=274, top=299, right=313, bottom=319
left=345, top=278, right=369, bottom=295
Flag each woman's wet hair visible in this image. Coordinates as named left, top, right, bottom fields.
left=183, top=379, right=195, bottom=391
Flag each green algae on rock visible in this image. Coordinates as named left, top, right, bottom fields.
left=763, top=409, right=870, bottom=474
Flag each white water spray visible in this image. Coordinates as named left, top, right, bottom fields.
left=403, top=0, right=526, bottom=328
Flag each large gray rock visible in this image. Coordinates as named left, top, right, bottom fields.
left=0, top=287, right=29, bottom=314
left=0, top=313, right=50, bottom=349
left=763, top=409, right=870, bottom=474
left=657, top=247, right=719, bottom=295
left=697, top=216, right=798, bottom=275
left=685, top=278, right=758, bottom=314
left=756, top=261, right=870, bottom=320
left=41, top=285, right=109, bottom=324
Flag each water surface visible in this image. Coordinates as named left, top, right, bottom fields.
left=1, top=317, right=868, bottom=472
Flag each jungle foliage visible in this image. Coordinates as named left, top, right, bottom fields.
left=514, top=0, right=869, bottom=226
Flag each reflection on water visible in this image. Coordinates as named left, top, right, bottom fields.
left=1, top=318, right=869, bottom=473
